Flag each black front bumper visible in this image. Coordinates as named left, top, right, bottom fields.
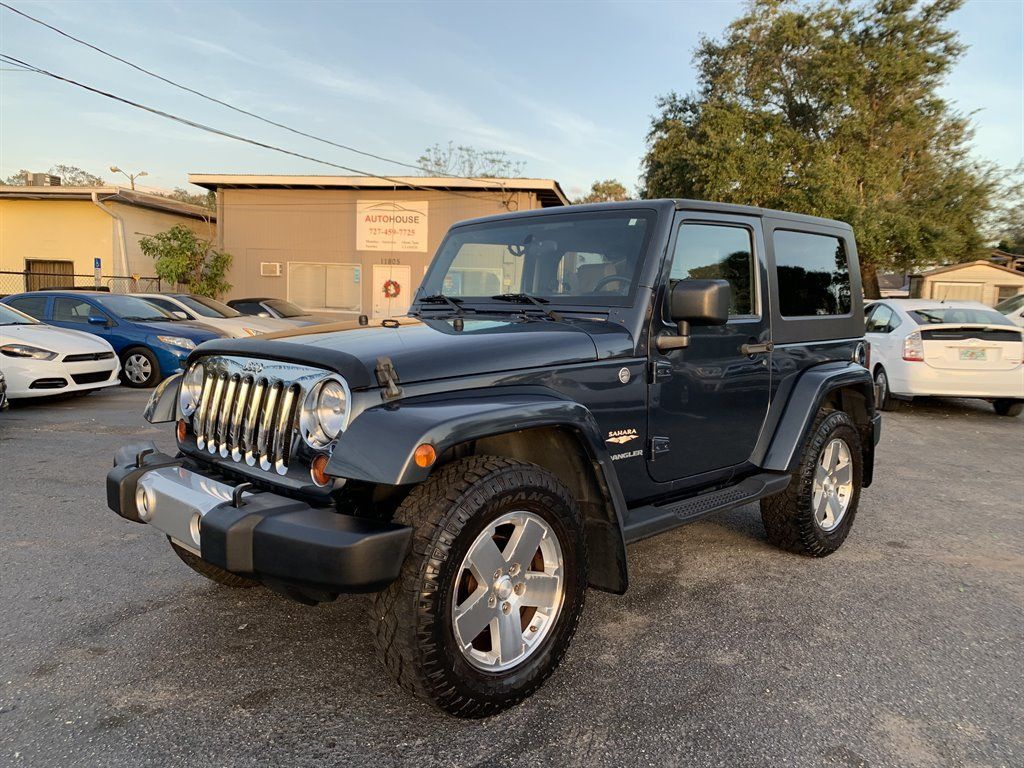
left=107, top=443, right=412, bottom=598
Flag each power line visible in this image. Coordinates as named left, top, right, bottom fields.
left=0, top=1, right=512, bottom=190
left=0, top=53, right=505, bottom=204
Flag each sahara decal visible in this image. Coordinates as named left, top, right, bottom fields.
left=606, top=428, right=639, bottom=445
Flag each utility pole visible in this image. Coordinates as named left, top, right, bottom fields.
left=109, top=166, right=147, bottom=190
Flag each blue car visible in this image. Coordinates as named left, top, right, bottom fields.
left=1, top=291, right=225, bottom=388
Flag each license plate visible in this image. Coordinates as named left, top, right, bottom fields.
left=958, top=348, right=987, bottom=361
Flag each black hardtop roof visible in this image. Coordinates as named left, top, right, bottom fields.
left=454, top=198, right=853, bottom=232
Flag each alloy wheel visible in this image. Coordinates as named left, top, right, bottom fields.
left=812, top=438, right=854, bottom=532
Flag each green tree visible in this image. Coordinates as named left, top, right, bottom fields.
left=156, top=187, right=216, bottom=210
left=418, top=142, right=525, bottom=177
left=574, top=179, right=631, bottom=204
left=992, top=161, right=1024, bottom=255
left=3, top=164, right=105, bottom=186
left=641, top=0, right=996, bottom=297
left=139, top=224, right=231, bottom=298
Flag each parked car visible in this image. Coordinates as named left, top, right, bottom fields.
left=132, top=293, right=304, bottom=337
left=0, top=301, right=120, bottom=399
left=1, top=291, right=224, bottom=388
left=866, top=299, right=1024, bottom=416
left=225, top=297, right=334, bottom=326
left=995, top=292, right=1024, bottom=328
left=108, top=200, right=881, bottom=716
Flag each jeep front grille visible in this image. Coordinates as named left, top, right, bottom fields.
left=193, top=372, right=302, bottom=474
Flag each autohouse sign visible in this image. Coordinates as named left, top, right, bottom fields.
left=356, top=200, right=428, bottom=252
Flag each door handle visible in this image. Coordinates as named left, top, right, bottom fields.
left=740, top=341, right=774, bottom=356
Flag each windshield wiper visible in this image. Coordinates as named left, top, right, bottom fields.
left=491, top=293, right=562, bottom=321
left=417, top=294, right=471, bottom=315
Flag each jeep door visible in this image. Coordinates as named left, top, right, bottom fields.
left=646, top=213, right=772, bottom=483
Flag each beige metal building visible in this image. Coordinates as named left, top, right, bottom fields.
left=189, top=175, right=568, bottom=319
left=909, top=260, right=1024, bottom=307
left=0, top=185, right=215, bottom=291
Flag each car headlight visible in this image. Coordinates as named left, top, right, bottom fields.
left=300, top=377, right=350, bottom=448
left=156, top=336, right=197, bottom=350
left=0, top=343, right=57, bottom=360
left=179, top=363, right=205, bottom=416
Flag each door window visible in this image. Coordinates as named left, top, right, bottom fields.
left=866, top=304, right=899, bottom=333
left=53, top=298, right=107, bottom=324
left=669, top=223, right=756, bottom=316
left=773, top=230, right=852, bottom=316
left=7, top=296, right=48, bottom=319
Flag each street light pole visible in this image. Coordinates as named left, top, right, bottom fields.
left=109, top=166, right=147, bottom=190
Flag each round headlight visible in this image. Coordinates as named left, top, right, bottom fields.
left=301, top=377, right=350, bottom=448
left=179, top=363, right=205, bottom=416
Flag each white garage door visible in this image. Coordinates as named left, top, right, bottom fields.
left=288, top=263, right=362, bottom=313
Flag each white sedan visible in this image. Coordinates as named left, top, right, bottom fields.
left=132, top=293, right=302, bottom=338
left=866, top=299, right=1024, bottom=416
left=0, top=302, right=120, bottom=399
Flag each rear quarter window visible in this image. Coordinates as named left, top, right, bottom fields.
left=773, top=230, right=852, bottom=316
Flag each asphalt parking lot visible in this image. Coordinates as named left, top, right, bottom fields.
left=1, top=388, right=1021, bottom=767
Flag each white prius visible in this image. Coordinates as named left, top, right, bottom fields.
left=866, top=299, right=1024, bottom=416
left=0, top=302, right=120, bottom=399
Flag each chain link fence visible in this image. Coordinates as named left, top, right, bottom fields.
left=0, top=270, right=163, bottom=297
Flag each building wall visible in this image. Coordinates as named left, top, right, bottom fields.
left=218, top=188, right=541, bottom=317
left=108, top=201, right=216, bottom=277
left=0, top=199, right=113, bottom=275
left=916, top=264, right=1024, bottom=306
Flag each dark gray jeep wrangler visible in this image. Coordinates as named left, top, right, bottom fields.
left=108, top=200, right=881, bottom=717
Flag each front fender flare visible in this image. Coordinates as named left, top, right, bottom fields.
left=328, top=391, right=630, bottom=593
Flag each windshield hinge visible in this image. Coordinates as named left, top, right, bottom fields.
left=650, top=436, right=671, bottom=460
left=649, top=360, right=673, bottom=383
left=375, top=356, right=403, bottom=401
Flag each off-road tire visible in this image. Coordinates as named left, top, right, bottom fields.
left=874, top=366, right=902, bottom=412
left=993, top=399, right=1023, bottom=417
left=371, top=455, right=587, bottom=718
left=761, top=409, right=863, bottom=556
left=169, top=538, right=259, bottom=588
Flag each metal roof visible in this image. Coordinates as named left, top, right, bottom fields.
left=187, top=174, right=569, bottom=207
left=0, top=185, right=215, bottom=221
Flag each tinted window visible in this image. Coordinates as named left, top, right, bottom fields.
left=773, top=230, right=851, bottom=316
left=0, top=303, right=39, bottom=324
left=909, top=307, right=1013, bottom=326
left=670, top=223, right=755, bottom=315
left=230, top=301, right=263, bottom=315
left=7, top=296, right=47, bottom=319
left=866, top=304, right=900, bottom=333
left=263, top=299, right=307, bottom=317
left=175, top=295, right=240, bottom=318
left=53, top=298, right=107, bottom=324
left=91, top=295, right=171, bottom=320
left=145, top=297, right=189, bottom=316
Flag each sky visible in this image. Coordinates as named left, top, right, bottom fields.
left=1, top=0, right=1022, bottom=200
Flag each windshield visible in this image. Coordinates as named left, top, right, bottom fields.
left=93, top=294, right=175, bottom=321
left=995, top=293, right=1024, bottom=314
left=174, top=294, right=241, bottom=318
left=419, top=209, right=656, bottom=307
left=909, top=307, right=1013, bottom=326
left=0, top=303, right=38, bottom=325
left=263, top=299, right=307, bottom=317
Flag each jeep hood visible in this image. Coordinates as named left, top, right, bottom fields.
left=190, top=316, right=631, bottom=389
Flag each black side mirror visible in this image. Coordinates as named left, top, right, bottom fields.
left=658, top=279, right=730, bottom=352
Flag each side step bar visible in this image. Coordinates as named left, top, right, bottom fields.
left=622, top=472, right=792, bottom=544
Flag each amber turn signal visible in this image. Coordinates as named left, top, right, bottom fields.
left=414, top=444, right=436, bottom=468
left=176, top=418, right=187, bottom=443
left=311, top=454, right=331, bottom=486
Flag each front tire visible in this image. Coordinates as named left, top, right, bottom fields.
left=120, top=347, right=160, bottom=388
left=761, top=409, right=863, bottom=557
left=993, top=399, right=1023, bottom=417
left=169, top=539, right=259, bottom=588
left=371, top=455, right=587, bottom=718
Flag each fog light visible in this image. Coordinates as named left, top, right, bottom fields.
left=414, top=444, right=436, bottom=468
left=311, top=454, right=331, bottom=486
left=176, top=418, right=187, bottom=443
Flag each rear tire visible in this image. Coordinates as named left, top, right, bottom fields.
left=120, top=347, right=160, bottom=388
left=371, top=455, right=587, bottom=718
left=169, top=539, right=259, bottom=588
left=993, top=399, right=1023, bottom=417
left=761, top=409, right=863, bottom=557
left=874, top=366, right=902, bottom=412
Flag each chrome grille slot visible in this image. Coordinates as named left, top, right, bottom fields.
left=187, top=357, right=322, bottom=474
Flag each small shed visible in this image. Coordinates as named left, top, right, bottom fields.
left=908, top=260, right=1024, bottom=307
